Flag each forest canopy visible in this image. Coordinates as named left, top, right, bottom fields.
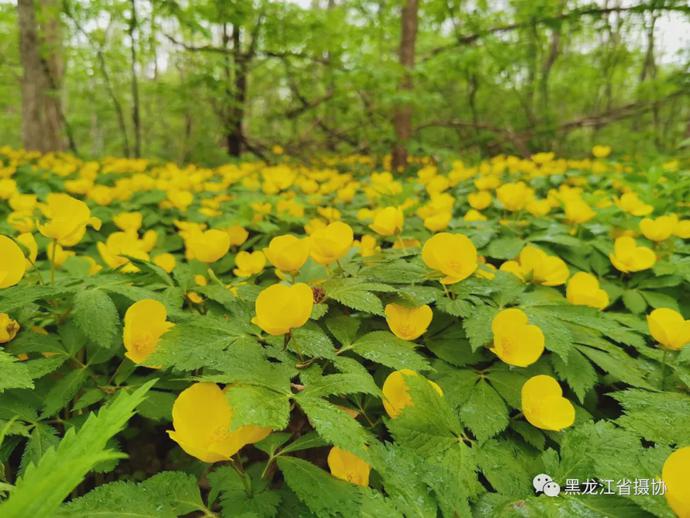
left=1, top=0, right=689, bottom=166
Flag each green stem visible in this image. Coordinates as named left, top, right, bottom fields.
left=659, top=349, right=670, bottom=390
left=50, top=239, right=57, bottom=285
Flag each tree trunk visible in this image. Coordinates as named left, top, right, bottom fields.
left=391, top=0, right=418, bottom=171
left=226, top=23, right=247, bottom=157
left=128, top=0, right=141, bottom=157
left=17, top=0, right=65, bottom=152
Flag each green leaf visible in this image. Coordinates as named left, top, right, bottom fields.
left=552, top=348, right=598, bottom=402
left=386, top=374, right=461, bottom=456
left=0, top=380, right=156, bottom=518
left=622, top=290, right=647, bottom=314
left=351, top=331, right=429, bottom=371
left=323, top=278, right=384, bottom=315
left=458, top=379, right=509, bottom=442
left=639, top=290, right=679, bottom=311
left=463, top=305, right=499, bottom=351
left=613, top=389, right=690, bottom=445
left=42, top=368, right=90, bottom=418
left=325, top=313, right=360, bottom=346
left=18, top=424, right=59, bottom=478
left=0, top=351, right=33, bottom=393
left=226, top=385, right=291, bottom=430
left=277, top=456, right=362, bottom=517
left=208, top=465, right=281, bottom=518
left=0, top=285, right=75, bottom=313
left=72, top=289, right=120, bottom=348
left=486, top=237, right=524, bottom=260
left=369, top=443, right=437, bottom=517
left=296, top=395, right=373, bottom=461
left=58, top=471, right=204, bottom=517
left=302, top=370, right=380, bottom=398
left=291, top=325, right=336, bottom=359
left=477, top=439, right=532, bottom=497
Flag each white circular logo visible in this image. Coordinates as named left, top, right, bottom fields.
left=533, top=473, right=552, bottom=492
left=543, top=481, right=561, bottom=497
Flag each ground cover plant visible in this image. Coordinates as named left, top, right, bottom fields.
left=0, top=147, right=689, bottom=516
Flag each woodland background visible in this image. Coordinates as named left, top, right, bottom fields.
left=1, top=0, right=689, bottom=168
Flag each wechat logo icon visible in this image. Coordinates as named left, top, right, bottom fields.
left=533, top=474, right=561, bottom=497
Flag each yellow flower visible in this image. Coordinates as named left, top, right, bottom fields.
left=16, top=232, right=38, bottom=267
left=566, top=272, right=609, bottom=310
left=225, top=225, right=249, bottom=247
left=123, top=299, right=174, bottom=364
left=496, top=182, right=533, bottom=211
left=464, top=209, right=487, bottom=222
left=592, top=145, right=611, bottom=158
left=422, top=232, right=477, bottom=284
left=384, top=303, right=433, bottom=341
left=356, top=235, right=380, bottom=257
left=640, top=215, right=677, bottom=242
left=616, top=192, right=653, bottom=216
left=662, top=446, right=690, bottom=518
left=47, top=242, right=75, bottom=268
left=491, top=308, right=544, bottom=367
left=0, top=313, right=20, bottom=343
left=675, top=220, right=690, bottom=239
left=382, top=369, right=443, bottom=418
left=264, top=235, right=310, bottom=273
left=392, top=238, right=421, bottom=249
left=309, top=221, right=353, bottom=265
left=153, top=253, right=176, bottom=273
left=521, top=375, right=575, bottom=431
left=38, top=193, right=101, bottom=247
left=233, top=251, right=266, bottom=277
left=252, top=283, right=313, bottom=336
left=97, top=232, right=149, bottom=272
left=166, top=190, right=194, bottom=211
left=328, top=447, right=371, bottom=487
left=185, top=229, right=231, bottom=264
left=167, top=383, right=271, bottom=463
left=0, top=236, right=27, bottom=288
left=609, top=237, right=656, bottom=273
left=564, top=199, right=596, bottom=224
left=423, top=211, right=452, bottom=232
left=468, top=191, right=492, bottom=210
left=369, top=207, right=404, bottom=236
left=500, top=245, right=569, bottom=286
left=647, top=308, right=690, bottom=351
left=113, top=212, right=143, bottom=233
left=526, top=199, right=551, bottom=217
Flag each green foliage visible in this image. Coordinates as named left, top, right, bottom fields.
left=72, top=289, right=120, bottom=349
left=58, top=471, right=205, bottom=517
left=0, top=380, right=155, bottom=517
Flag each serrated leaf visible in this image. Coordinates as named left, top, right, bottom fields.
left=350, top=331, right=429, bottom=371
left=58, top=471, right=203, bottom=517
left=72, top=289, right=120, bottom=349
left=208, top=465, right=280, bottom=518
left=463, top=305, right=499, bottom=351
left=41, top=368, right=90, bottom=418
left=296, top=395, right=373, bottom=461
left=323, top=279, right=384, bottom=315
left=622, top=290, right=647, bottom=314
left=552, top=348, right=598, bottom=402
left=458, top=379, right=509, bottom=442
left=226, top=385, right=291, bottom=430
left=0, top=351, right=33, bottom=393
left=291, top=325, right=336, bottom=359
left=486, top=237, right=524, bottom=259
left=277, top=456, right=362, bottom=518
left=0, top=380, right=156, bottom=517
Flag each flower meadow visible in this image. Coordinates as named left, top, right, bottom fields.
left=0, top=146, right=689, bottom=517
